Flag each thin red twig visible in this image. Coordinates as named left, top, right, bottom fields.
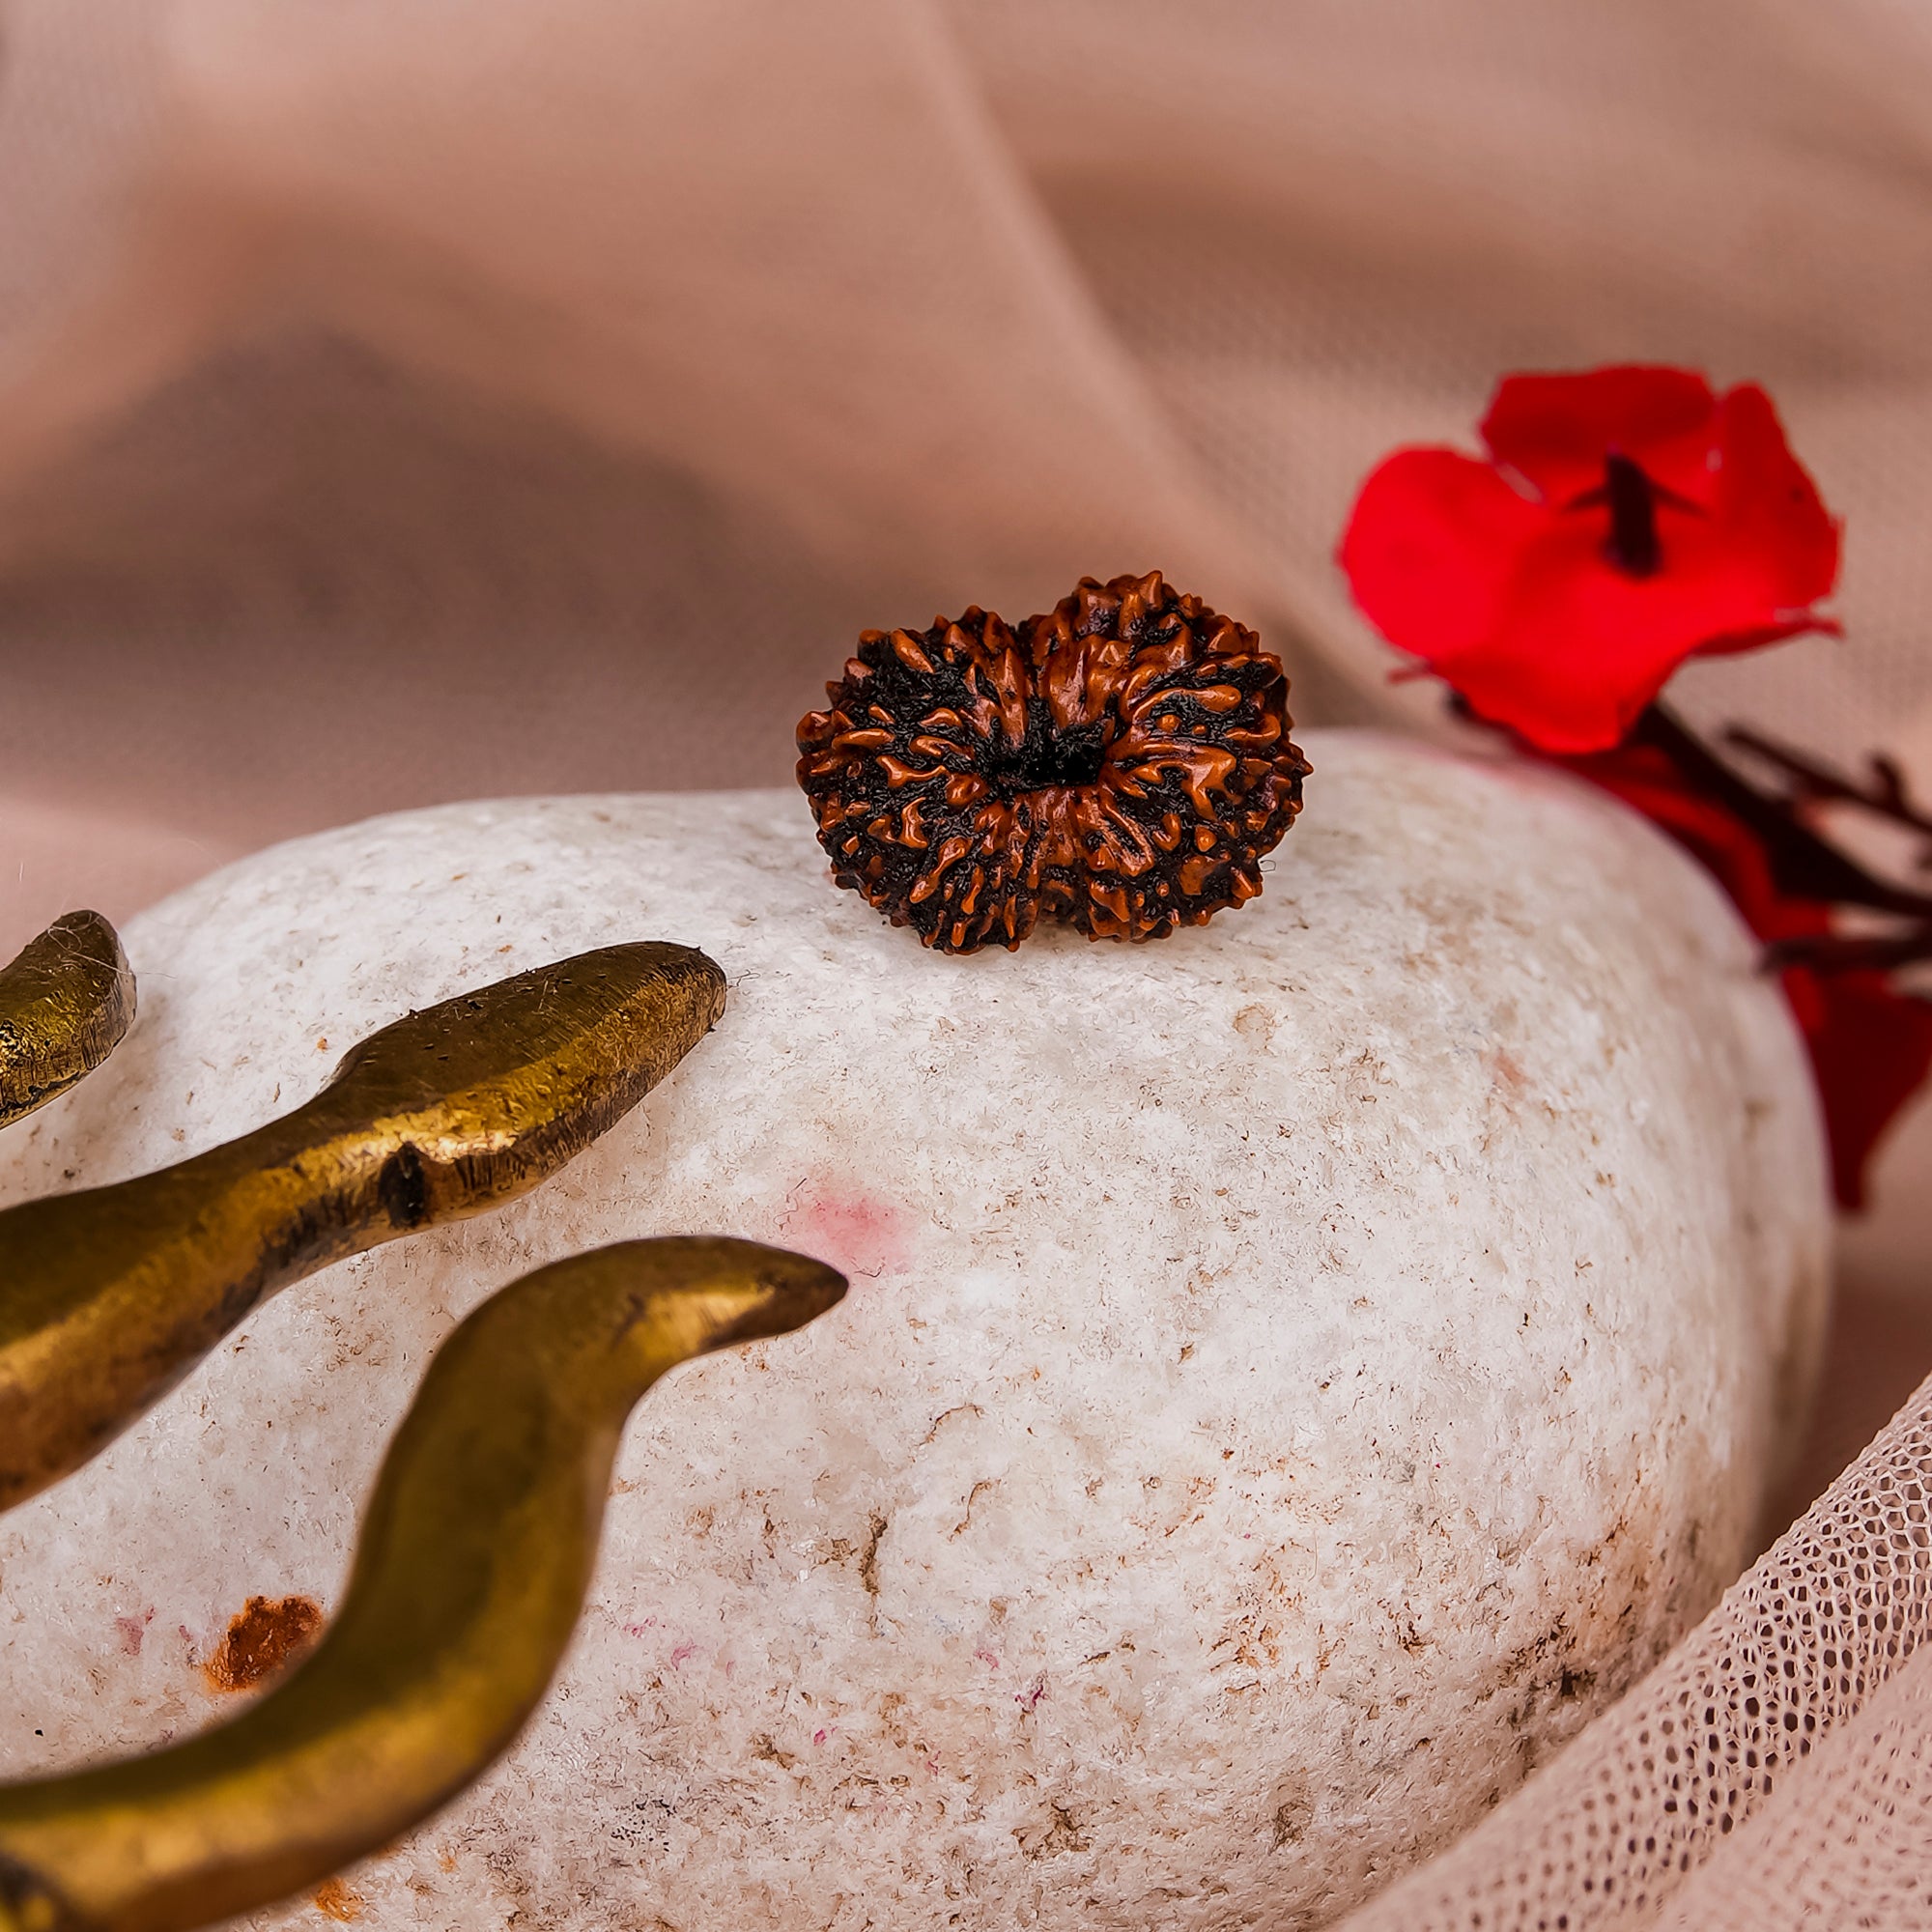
left=1639, top=706, right=1932, bottom=973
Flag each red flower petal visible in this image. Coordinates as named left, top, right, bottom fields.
left=1441, top=517, right=1737, bottom=749
left=1798, top=971, right=1932, bottom=1209
left=1337, top=447, right=1546, bottom=661
left=1694, top=384, right=1842, bottom=626
left=1481, top=366, right=1719, bottom=506
left=1338, top=365, right=1841, bottom=753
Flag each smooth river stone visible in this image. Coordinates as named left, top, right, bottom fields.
left=0, top=732, right=1828, bottom=1930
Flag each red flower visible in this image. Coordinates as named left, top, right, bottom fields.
left=1338, top=366, right=1841, bottom=752
left=1558, top=736, right=1932, bottom=1208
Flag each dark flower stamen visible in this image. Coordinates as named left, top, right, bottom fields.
left=1602, top=451, right=1662, bottom=579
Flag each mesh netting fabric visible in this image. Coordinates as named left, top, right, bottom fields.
left=4, top=2, right=1932, bottom=1924
left=1655, top=1647, right=1932, bottom=1930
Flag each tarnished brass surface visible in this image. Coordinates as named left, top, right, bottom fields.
left=0, top=913, right=135, bottom=1129
left=0, top=1236, right=845, bottom=1932
left=0, top=942, right=726, bottom=1511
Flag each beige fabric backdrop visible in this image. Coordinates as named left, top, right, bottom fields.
left=6, top=1, right=1932, bottom=1922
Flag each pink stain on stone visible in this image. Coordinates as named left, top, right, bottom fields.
left=114, top=1610, right=153, bottom=1657
left=781, top=1183, right=908, bottom=1281
left=668, top=1641, right=699, bottom=1668
left=1015, top=1673, right=1047, bottom=1711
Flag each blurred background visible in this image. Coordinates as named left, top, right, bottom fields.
left=4, top=0, right=1932, bottom=1522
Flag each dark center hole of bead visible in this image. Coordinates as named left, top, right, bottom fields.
left=1602, top=451, right=1662, bottom=579
left=984, top=699, right=1109, bottom=796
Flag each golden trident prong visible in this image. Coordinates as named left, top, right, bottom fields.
left=0, top=940, right=725, bottom=1510
left=0, top=913, right=136, bottom=1129
left=0, top=1236, right=846, bottom=1932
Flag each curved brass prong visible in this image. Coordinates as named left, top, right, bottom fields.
left=0, top=941, right=726, bottom=1510
left=0, top=912, right=135, bottom=1130
left=0, top=1236, right=846, bottom=1932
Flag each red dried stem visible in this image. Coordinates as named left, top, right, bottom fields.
left=1638, top=705, right=1932, bottom=973
left=1722, top=729, right=1932, bottom=868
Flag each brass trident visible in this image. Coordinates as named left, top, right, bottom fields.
left=0, top=914, right=844, bottom=1932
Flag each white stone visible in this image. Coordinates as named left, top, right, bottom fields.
left=0, top=732, right=1828, bottom=1930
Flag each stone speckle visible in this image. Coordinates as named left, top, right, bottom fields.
left=0, top=733, right=1829, bottom=1928
left=202, top=1595, right=324, bottom=1694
